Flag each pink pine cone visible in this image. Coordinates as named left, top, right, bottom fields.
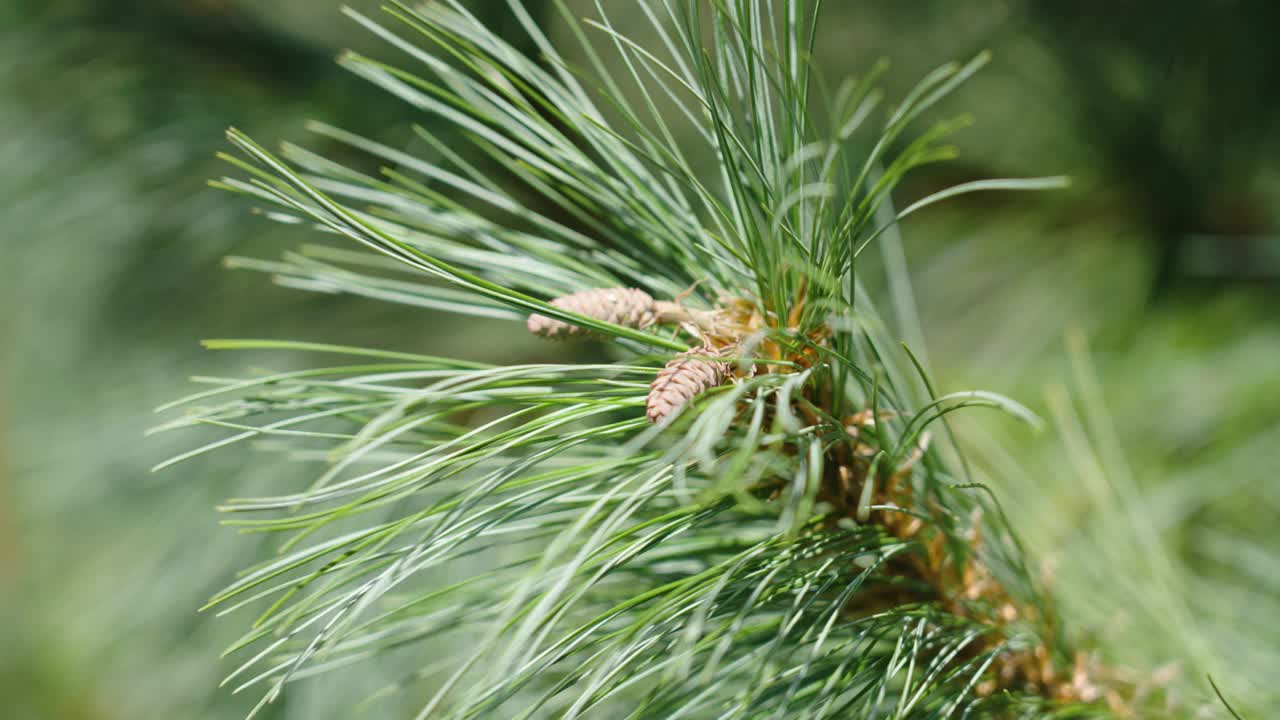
left=646, top=347, right=730, bottom=423
left=527, top=287, right=657, bottom=338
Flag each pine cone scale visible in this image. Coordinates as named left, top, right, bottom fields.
left=645, top=347, right=730, bottom=422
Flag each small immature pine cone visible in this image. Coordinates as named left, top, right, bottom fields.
left=646, top=347, right=730, bottom=423
left=527, top=287, right=657, bottom=339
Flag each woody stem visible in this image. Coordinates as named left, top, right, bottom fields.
left=653, top=301, right=716, bottom=330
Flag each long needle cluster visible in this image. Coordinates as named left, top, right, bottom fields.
left=158, top=2, right=1161, bottom=718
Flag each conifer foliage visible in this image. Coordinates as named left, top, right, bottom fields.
left=154, top=1, right=1151, bottom=717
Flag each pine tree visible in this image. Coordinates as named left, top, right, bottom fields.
left=156, top=2, right=1196, bottom=717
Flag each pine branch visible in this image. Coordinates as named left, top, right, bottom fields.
left=157, top=2, right=1160, bottom=718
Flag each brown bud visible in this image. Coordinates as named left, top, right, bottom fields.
left=527, top=287, right=657, bottom=339
left=646, top=347, right=730, bottom=423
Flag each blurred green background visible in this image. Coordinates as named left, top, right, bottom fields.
left=2, top=1, right=1276, bottom=718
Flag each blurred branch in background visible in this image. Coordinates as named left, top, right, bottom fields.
left=1024, top=0, right=1280, bottom=294
left=67, top=0, right=343, bottom=87
left=814, top=0, right=1280, bottom=294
